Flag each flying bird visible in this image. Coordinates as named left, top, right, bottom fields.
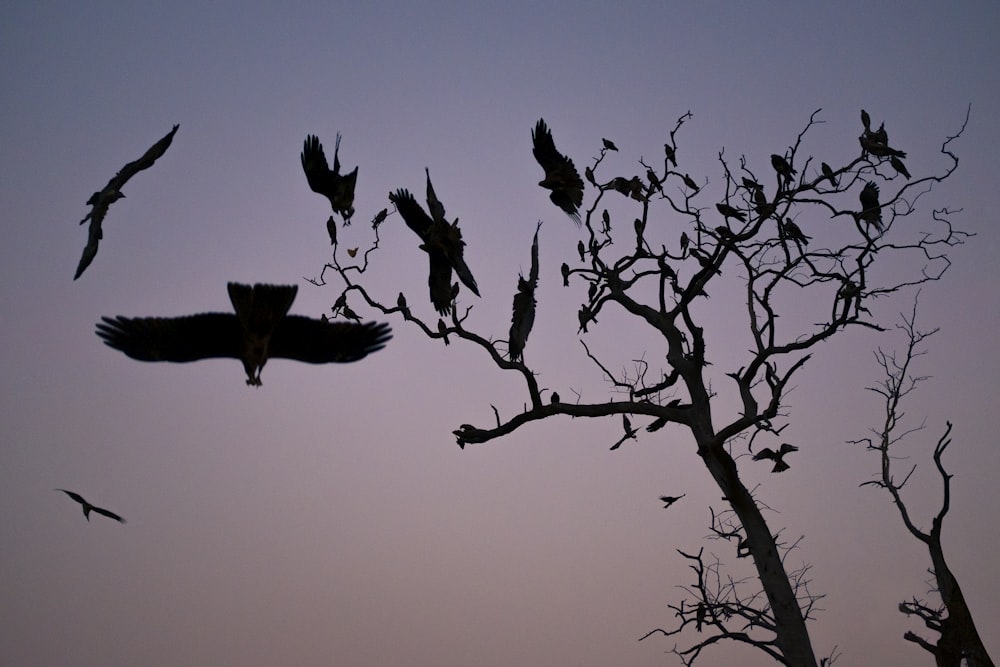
left=389, top=172, right=480, bottom=315
left=609, top=415, right=640, bottom=451
left=859, top=181, right=883, bottom=231
left=56, top=489, right=126, bottom=524
left=96, top=283, right=391, bottom=387
left=508, top=222, right=541, bottom=362
left=532, top=118, right=584, bottom=224
left=659, top=494, right=686, bottom=509
left=752, top=443, right=799, bottom=473
left=74, top=124, right=179, bottom=280
left=301, top=133, right=358, bottom=223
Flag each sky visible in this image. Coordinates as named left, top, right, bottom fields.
left=2, top=2, right=998, bottom=665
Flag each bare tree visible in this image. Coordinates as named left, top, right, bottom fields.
left=855, top=302, right=994, bottom=666
left=309, top=107, right=969, bottom=665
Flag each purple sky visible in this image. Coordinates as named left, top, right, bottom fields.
left=2, top=2, right=998, bottom=664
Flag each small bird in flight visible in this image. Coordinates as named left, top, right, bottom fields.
left=56, top=489, right=126, bottom=523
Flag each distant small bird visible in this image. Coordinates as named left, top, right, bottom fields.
left=602, top=138, right=618, bottom=151
left=56, top=489, right=126, bottom=524
left=658, top=494, right=686, bottom=508
left=584, top=166, right=596, bottom=185
left=74, top=124, right=179, bottom=280
left=437, top=319, right=450, bottom=345
left=396, top=292, right=410, bottom=317
left=96, top=283, right=391, bottom=387
left=890, top=156, right=911, bottom=179
left=301, top=133, right=358, bottom=223
left=716, top=202, right=746, bottom=222
left=646, top=168, right=662, bottom=193
left=532, top=119, right=584, bottom=224
left=752, top=443, right=799, bottom=472
left=859, top=181, right=883, bottom=231
left=681, top=173, right=699, bottom=192
left=771, top=153, right=796, bottom=182
left=664, top=143, right=677, bottom=168
left=820, top=162, right=838, bottom=187
left=577, top=240, right=586, bottom=263
left=679, top=232, right=689, bottom=254
left=781, top=218, right=811, bottom=245
left=509, top=222, right=541, bottom=362
left=561, top=262, right=570, bottom=287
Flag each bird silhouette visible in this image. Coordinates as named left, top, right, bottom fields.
left=658, top=494, right=686, bottom=509
left=715, top=202, right=746, bottom=222
left=301, top=133, right=358, bottom=223
left=752, top=443, right=799, bottom=472
left=56, top=489, right=126, bottom=523
left=820, top=162, right=838, bottom=187
left=74, top=124, right=179, bottom=280
left=389, top=172, right=480, bottom=315
left=96, top=283, right=391, bottom=387
left=532, top=119, right=584, bottom=224
left=859, top=181, right=883, bottom=231
left=509, top=222, right=541, bottom=362
left=781, top=218, right=811, bottom=245
left=770, top=153, right=796, bottom=183
left=602, top=138, right=618, bottom=151
left=890, top=156, right=911, bottom=179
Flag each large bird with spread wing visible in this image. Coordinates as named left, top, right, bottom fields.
left=532, top=118, right=584, bottom=225
left=74, top=124, right=179, bottom=280
left=56, top=489, right=126, bottom=524
left=301, top=133, right=358, bottom=223
left=96, top=283, right=391, bottom=386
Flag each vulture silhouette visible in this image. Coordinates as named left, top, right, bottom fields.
left=301, top=133, right=358, bottom=223
left=56, top=489, right=126, bottom=524
left=531, top=118, right=584, bottom=224
left=389, top=171, right=479, bottom=315
left=508, top=222, right=541, bottom=362
left=74, top=124, right=179, bottom=280
left=96, top=283, right=391, bottom=387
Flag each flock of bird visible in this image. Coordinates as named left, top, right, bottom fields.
left=63, top=111, right=904, bottom=520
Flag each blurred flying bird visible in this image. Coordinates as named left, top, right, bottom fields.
left=532, top=118, right=584, bottom=224
left=820, top=162, right=838, bottom=187
left=752, top=443, right=799, bottom=472
left=610, top=415, right=640, bottom=450
left=659, top=494, right=686, bottom=508
left=508, top=222, right=541, bottom=362
left=389, top=173, right=480, bottom=315
left=74, top=124, right=179, bottom=280
left=56, top=489, right=126, bottom=523
left=859, top=181, right=883, bottom=231
left=96, top=283, right=391, bottom=387
left=301, top=133, right=358, bottom=223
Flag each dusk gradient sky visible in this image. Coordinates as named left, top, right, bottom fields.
left=2, top=2, right=998, bottom=665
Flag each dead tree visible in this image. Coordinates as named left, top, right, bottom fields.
left=855, top=303, right=994, bottom=667
left=309, top=107, right=969, bottom=665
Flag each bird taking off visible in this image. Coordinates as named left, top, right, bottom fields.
left=96, top=283, right=391, bottom=387
left=301, top=133, right=358, bottom=224
left=74, top=124, right=179, bottom=280
left=56, top=489, right=126, bottom=524
left=752, top=443, right=799, bottom=473
left=532, top=118, right=584, bottom=225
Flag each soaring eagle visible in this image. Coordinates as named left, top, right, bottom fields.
left=56, top=489, right=126, bottom=524
left=301, top=133, right=358, bottom=223
left=96, top=283, right=392, bottom=387
left=531, top=118, right=584, bottom=225
left=508, top=222, right=541, bottom=362
left=74, top=124, right=179, bottom=280
left=389, top=170, right=480, bottom=315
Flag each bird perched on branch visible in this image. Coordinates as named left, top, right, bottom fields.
left=56, top=489, right=126, bottom=523
left=781, top=218, right=811, bottom=245
left=301, top=133, right=358, bottom=223
left=859, top=181, right=883, bottom=231
left=715, top=202, right=746, bottom=222
left=74, top=124, right=179, bottom=280
left=96, top=283, right=391, bottom=387
left=390, top=171, right=480, bottom=315
left=752, top=443, right=799, bottom=472
left=509, top=222, right=541, bottom=362
left=532, top=118, right=584, bottom=224
left=771, top=153, right=796, bottom=184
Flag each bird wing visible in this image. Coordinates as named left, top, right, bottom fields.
left=57, top=489, right=87, bottom=505
left=532, top=119, right=584, bottom=221
left=91, top=505, right=127, bottom=523
left=269, top=317, right=392, bottom=363
left=425, top=168, right=447, bottom=222
left=389, top=189, right=433, bottom=241
left=301, top=135, right=335, bottom=196
left=425, top=248, right=455, bottom=315
left=752, top=448, right=777, bottom=461
left=106, top=124, right=180, bottom=192
left=73, top=218, right=103, bottom=280
left=96, top=313, right=243, bottom=362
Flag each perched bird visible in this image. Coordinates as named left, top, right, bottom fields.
left=301, top=133, right=358, bottom=223
left=96, top=283, right=391, bottom=387
left=859, top=181, right=883, bottom=231
left=890, top=156, right=911, bottom=179
left=577, top=240, right=586, bottom=263
left=859, top=134, right=907, bottom=159
left=752, top=443, right=799, bottom=473
left=56, top=489, right=126, bottom=524
left=602, top=138, right=619, bottom=151
left=532, top=118, right=584, bottom=224
left=437, top=319, right=450, bottom=345
left=550, top=392, right=560, bottom=404
left=326, top=216, right=338, bottom=245
left=770, top=153, right=796, bottom=183
left=584, top=165, right=596, bottom=185
left=396, top=292, right=411, bottom=317
left=781, top=218, right=811, bottom=245
left=664, top=143, right=677, bottom=168
left=679, top=232, right=690, bottom=254
left=646, top=168, right=662, bottom=193
left=561, top=262, right=570, bottom=287
left=390, top=172, right=480, bottom=315
left=715, top=202, right=746, bottom=222
left=681, top=173, right=699, bottom=192
left=742, top=177, right=762, bottom=192
left=820, top=162, right=838, bottom=187
left=659, top=494, right=686, bottom=509
left=508, top=222, right=541, bottom=362
left=371, top=208, right=389, bottom=228
left=74, top=124, right=179, bottom=280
